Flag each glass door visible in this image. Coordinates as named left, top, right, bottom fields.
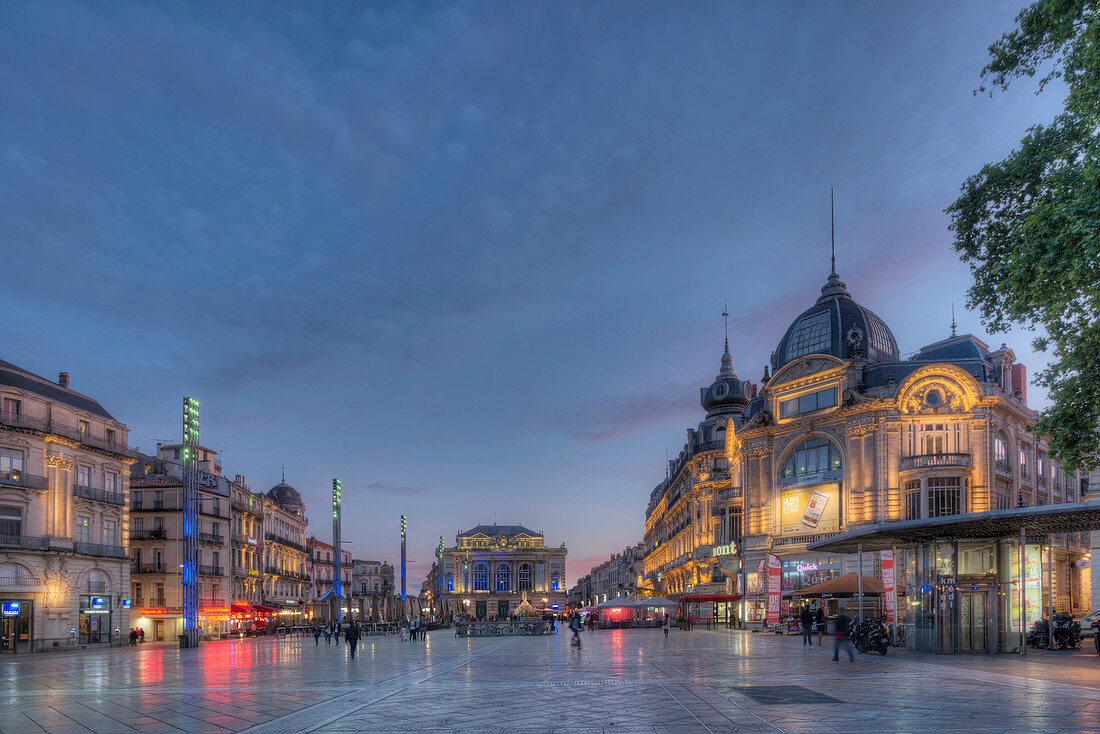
left=959, top=591, right=987, bottom=652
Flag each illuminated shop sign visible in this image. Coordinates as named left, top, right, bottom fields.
left=138, top=608, right=179, bottom=616
left=91, top=597, right=105, bottom=609
left=796, top=564, right=819, bottom=573
left=712, top=543, right=738, bottom=558
left=780, top=483, right=840, bottom=535
left=2, top=602, right=21, bottom=616
left=122, top=599, right=132, bottom=608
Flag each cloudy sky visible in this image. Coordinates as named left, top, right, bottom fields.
left=1, top=1, right=1061, bottom=585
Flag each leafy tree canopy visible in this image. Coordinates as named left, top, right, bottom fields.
left=947, top=0, right=1100, bottom=471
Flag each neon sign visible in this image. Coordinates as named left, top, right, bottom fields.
left=796, top=564, right=819, bottom=573
left=2, top=602, right=21, bottom=616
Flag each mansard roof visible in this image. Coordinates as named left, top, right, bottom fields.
left=0, top=357, right=117, bottom=421
left=459, top=524, right=542, bottom=538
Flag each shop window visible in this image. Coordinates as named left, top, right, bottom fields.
left=928, top=477, right=963, bottom=517
left=782, top=438, right=841, bottom=478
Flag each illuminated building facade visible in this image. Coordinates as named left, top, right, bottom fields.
left=732, top=269, right=1092, bottom=622
left=0, top=362, right=133, bottom=652
left=435, top=524, right=567, bottom=620
left=229, top=476, right=263, bottom=609
left=306, top=535, right=351, bottom=621
left=130, top=445, right=232, bottom=641
left=642, top=343, right=753, bottom=601
left=260, top=476, right=310, bottom=620
left=570, top=543, right=645, bottom=607
left=351, top=559, right=395, bottom=621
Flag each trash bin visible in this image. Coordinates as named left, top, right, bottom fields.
left=178, top=634, right=189, bottom=649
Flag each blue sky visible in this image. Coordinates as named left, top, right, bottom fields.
left=1, top=1, right=1061, bottom=583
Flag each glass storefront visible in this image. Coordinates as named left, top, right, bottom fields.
left=79, top=596, right=112, bottom=644
left=1, top=600, right=31, bottom=653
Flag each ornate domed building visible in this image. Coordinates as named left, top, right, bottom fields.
left=713, top=266, right=1092, bottom=647
left=259, top=471, right=309, bottom=616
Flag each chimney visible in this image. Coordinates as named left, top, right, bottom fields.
left=58, top=372, right=69, bottom=388
left=1011, top=364, right=1027, bottom=404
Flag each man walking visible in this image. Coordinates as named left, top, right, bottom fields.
left=569, top=612, right=582, bottom=648
left=833, top=612, right=855, bottom=662
left=344, top=621, right=360, bottom=660
left=800, top=605, right=814, bottom=646
left=815, top=606, right=826, bottom=646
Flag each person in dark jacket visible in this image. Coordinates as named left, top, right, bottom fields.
left=833, top=612, right=855, bottom=662
left=800, top=605, right=814, bottom=645
left=344, top=622, right=360, bottom=659
left=815, top=606, right=826, bottom=646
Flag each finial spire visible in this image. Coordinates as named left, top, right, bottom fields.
left=950, top=302, right=957, bottom=337
left=722, top=300, right=729, bottom=353
left=830, top=186, right=837, bottom=278
left=281, top=466, right=285, bottom=482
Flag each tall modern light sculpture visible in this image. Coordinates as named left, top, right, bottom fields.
left=332, top=478, right=342, bottom=622
left=181, top=397, right=200, bottom=649
left=400, top=515, right=407, bottom=602
left=438, top=536, right=445, bottom=615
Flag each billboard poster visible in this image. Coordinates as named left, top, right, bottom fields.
left=766, top=554, right=782, bottom=625
left=880, top=550, right=896, bottom=624
left=780, top=483, right=840, bottom=535
left=1009, top=544, right=1044, bottom=627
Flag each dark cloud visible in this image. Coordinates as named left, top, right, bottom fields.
left=365, top=481, right=426, bottom=497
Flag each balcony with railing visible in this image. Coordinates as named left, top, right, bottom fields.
left=899, top=453, right=973, bottom=472
left=197, top=532, right=224, bottom=545
left=198, top=564, right=223, bottom=576
left=74, top=542, right=127, bottom=558
left=0, top=534, right=50, bottom=551
left=130, top=528, right=167, bottom=541
left=231, top=497, right=263, bottom=516
left=0, top=411, right=135, bottom=457
left=131, top=500, right=181, bottom=512
left=0, top=573, right=40, bottom=589
left=0, top=470, right=48, bottom=491
left=74, top=484, right=125, bottom=505
left=132, top=562, right=167, bottom=574
left=264, top=532, right=306, bottom=553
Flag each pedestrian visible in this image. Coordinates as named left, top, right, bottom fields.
left=410, top=616, right=418, bottom=641
left=312, top=626, right=321, bottom=646
left=800, top=605, right=814, bottom=646
left=324, top=624, right=332, bottom=645
left=569, top=612, right=582, bottom=648
left=815, top=606, right=826, bottom=646
left=399, top=619, right=406, bottom=641
left=344, top=621, right=360, bottom=659
left=139, top=628, right=145, bottom=643
left=662, top=613, right=670, bottom=638
left=129, top=629, right=138, bottom=647
left=833, top=612, right=855, bottom=662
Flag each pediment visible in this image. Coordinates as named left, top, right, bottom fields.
left=769, top=354, right=847, bottom=387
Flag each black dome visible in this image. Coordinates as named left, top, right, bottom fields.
left=268, top=480, right=304, bottom=507
left=772, top=273, right=899, bottom=372
left=700, top=343, right=749, bottom=418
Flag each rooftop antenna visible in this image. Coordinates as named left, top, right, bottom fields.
left=830, top=186, right=837, bottom=278
left=722, top=300, right=729, bottom=352
left=951, top=302, right=958, bottom=337
left=281, top=466, right=285, bottom=483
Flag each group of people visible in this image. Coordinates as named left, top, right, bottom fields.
left=127, top=628, right=145, bottom=646
left=311, top=621, right=364, bottom=658
left=400, top=617, right=429, bottom=641
left=797, top=603, right=855, bottom=662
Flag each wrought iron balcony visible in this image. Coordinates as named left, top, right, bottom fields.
left=264, top=532, right=306, bottom=553
left=130, top=529, right=167, bottom=540
left=232, top=497, right=263, bottom=516
left=0, top=534, right=50, bottom=550
left=0, top=470, right=47, bottom=491
left=899, top=453, right=973, bottom=471
left=73, top=542, right=127, bottom=558
left=0, top=573, right=39, bottom=587
left=132, top=563, right=167, bottom=574
left=197, top=532, right=224, bottom=545
left=198, top=565, right=223, bottom=576
left=0, top=412, right=134, bottom=457
left=74, top=485, right=124, bottom=505
left=131, top=500, right=181, bottom=512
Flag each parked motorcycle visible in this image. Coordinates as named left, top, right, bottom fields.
left=848, top=615, right=889, bottom=655
left=1092, top=620, right=1099, bottom=655
left=1027, top=618, right=1050, bottom=648
left=1050, top=612, right=1081, bottom=649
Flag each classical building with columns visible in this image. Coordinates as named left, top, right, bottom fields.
left=432, top=524, right=567, bottom=620
left=0, top=361, right=133, bottom=653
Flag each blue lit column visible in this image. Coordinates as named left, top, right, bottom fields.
left=181, top=397, right=200, bottom=649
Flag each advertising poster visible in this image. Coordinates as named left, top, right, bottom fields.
left=1009, top=544, right=1044, bottom=627
left=880, top=550, right=896, bottom=624
left=766, top=554, right=782, bottom=624
left=780, top=483, right=841, bottom=534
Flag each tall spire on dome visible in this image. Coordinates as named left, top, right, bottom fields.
left=818, top=186, right=851, bottom=302
left=951, top=302, right=958, bottom=337
left=719, top=302, right=735, bottom=378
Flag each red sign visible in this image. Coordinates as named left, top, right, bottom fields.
left=766, top=554, right=782, bottom=625
left=137, top=608, right=177, bottom=616
left=881, top=550, right=896, bottom=624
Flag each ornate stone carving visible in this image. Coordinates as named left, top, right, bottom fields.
left=44, top=453, right=74, bottom=470
left=847, top=421, right=876, bottom=438
left=0, top=433, right=30, bottom=447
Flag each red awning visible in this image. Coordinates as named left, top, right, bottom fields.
left=233, top=602, right=278, bottom=615
left=678, top=594, right=742, bottom=603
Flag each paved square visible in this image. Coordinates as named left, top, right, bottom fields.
left=2, top=628, right=1100, bottom=733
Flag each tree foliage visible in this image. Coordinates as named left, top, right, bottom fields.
left=947, top=0, right=1100, bottom=471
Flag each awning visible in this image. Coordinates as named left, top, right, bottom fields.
left=783, top=573, right=882, bottom=598
left=678, top=594, right=742, bottom=603
left=807, top=500, right=1100, bottom=554
left=634, top=596, right=680, bottom=608
left=594, top=596, right=638, bottom=610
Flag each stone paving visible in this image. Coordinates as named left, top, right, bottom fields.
left=1, top=627, right=1099, bottom=733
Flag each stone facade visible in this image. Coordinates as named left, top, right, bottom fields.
left=0, top=362, right=133, bottom=652
left=570, top=543, right=645, bottom=607
left=434, top=524, right=567, bottom=620
left=260, top=477, right=310, bottom=618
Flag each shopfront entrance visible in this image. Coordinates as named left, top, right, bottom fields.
left=1, top=600, right=31, bottom=653
left=958, top=588, right=990, bottom=653
left=497, top=601, right=509, bottom=619
left=475, top=601, right=486, bottom=619
left=79, top=596, right=112, bottom=644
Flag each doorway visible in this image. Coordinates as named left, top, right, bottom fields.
left=958, top=590, right=989, bottom=653
left=475, top=601, right=486, bottom=619
left=154, top=620, right=165, bottom=641
left=1, top=601, right=31, bottom=653
left=497, top=601, right=510, bottom=619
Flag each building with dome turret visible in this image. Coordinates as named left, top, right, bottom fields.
left=259, top=473, right=310, bottom=618
left=726, top=266, right=1092, bottom=632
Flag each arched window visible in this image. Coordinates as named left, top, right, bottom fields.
left=473, top=562, right=488, bottom=591
left=445, top=574, right=454, bottom=592
left=782, top=438, right=841, bottom=479
left=496, top=563, right=511, bottom=592
left=994, top=433, right=1009, bottom=469
left=517, top=564, right=532, bottom=591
